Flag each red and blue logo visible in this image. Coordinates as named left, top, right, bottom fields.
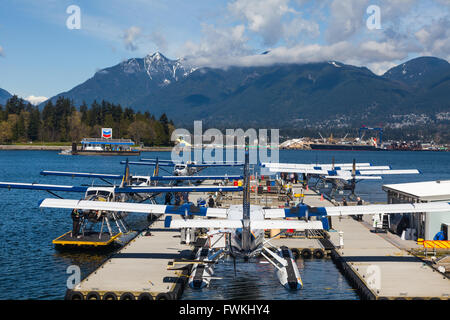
left=102, top=128, right=112, bottom=139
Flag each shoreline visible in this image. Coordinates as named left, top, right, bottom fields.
left=0, top=144, right=174, bottom=152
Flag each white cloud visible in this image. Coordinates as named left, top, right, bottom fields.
left=182, top=24, right=250, bottom=61
left=122, top=26, right=142, bottom=51
left=326, top=0, right=370, bottom=43
left=0, top=46, right=4, bottom=57
left=414, top=16, right=450, bottom=58
left=24, top=95, right=48, bottom=105
left=148, top=31, right=168, bottom=54
left=228, top=0, right=296, bottom=46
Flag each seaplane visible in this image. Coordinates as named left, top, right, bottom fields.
left=123, top=157, right=245, bottom=178
left=36, top=146, right=450, bottom=291
left=40, top=159, right=244, bottom=197
left=0, top=160, right=243, bottom=247
left=262, top=159, right=420, bottom=199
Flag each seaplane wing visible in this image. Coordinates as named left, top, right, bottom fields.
left=40, top=170, right=123, bottom=180
left=323, top=202, right=450, bottom=216
left=114, top=185, right=242, bottom=193
left=121, top=161, right=175, bottom=167
left=352, top=169, right=420, bottom=175
left=149, top=175, right=243, bottom=181
left=39, top=200, right=229, bottom=218
left=262, top=162, right=377, bottom=169
left=0, top=182, right=88, bottom=193
left=40, top=170, right=242, bottom=182
left=128, top=160, right=245, bottom=168
left=324, top=175, right=382, bottom=180
left=186, top=163, right=244, bottom=168
left=164, top=217, right=242, bottom=229
left=163, top=216, right=323, bottom=230
left=250, top=220, right=323, bottom=230
left=263, top=201, right=450, bottom=219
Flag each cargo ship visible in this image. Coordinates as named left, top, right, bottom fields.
left=309, top=143, right=381, bottom=151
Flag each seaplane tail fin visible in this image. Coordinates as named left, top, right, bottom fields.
left=121, top=158, right=131, bottom=187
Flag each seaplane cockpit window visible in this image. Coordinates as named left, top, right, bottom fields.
left=131, top=178, right=148, bottom=185
left=97, top=190, right=113, bottom=200
left=86, top=190, right=97, bottom=197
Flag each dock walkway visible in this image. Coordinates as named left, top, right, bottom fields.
left=293, top=184, right=449, bottom=299
left=68, top=217, right=192, bottom=300
left=328, top=216, right=449, bottom=299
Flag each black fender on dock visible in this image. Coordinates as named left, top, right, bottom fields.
left=138, top=292, right=154, bottom=300
left=291, top=248, right=300, bottom=260
left=102, top=292, right=118, bottom=300
left=120, top=292, right=136, bottom=300
left=301, top=248, right=312, bottom=259
left=313, top=249, right=325, bottom=259
left=156, top=292, right=176, bottom=300
left=86, top=291, right=101, bottom=300
left=65, top=290, right=84, bottom=300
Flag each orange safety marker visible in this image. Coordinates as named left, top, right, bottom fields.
left=306, top=185, right=309, bottom=191
left=320, top=194, right=324, bottom=201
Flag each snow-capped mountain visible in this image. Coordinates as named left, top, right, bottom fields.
left=43, top=52, right=197, bottom=107
left=143, top=52, right=196, bottom=84
left=42, top=54, right=450, bottom=128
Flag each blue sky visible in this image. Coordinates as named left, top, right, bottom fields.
left=0, top=0, right=449, bottom=103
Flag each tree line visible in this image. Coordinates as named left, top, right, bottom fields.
left=0, top=96, right=175, bottom=146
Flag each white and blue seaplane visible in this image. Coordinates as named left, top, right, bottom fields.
left=124, top=158, right=245, bottom=177
left=35, top=148, right=450, bottom=290
left=40, top=159, right=244, bottom=199
left=262, top=159, right=420, bottom=199
left=0, top=160, right=243, bottom=247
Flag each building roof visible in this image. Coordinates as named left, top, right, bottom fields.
left=382, top=180, right=450, bottom=201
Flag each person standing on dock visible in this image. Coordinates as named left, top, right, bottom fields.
left=174, top=192, right=181, bottom=206
left=356, top=197, right=363, bottom=221
left=165, top=192, right=172, bottom=205
left=71, top=209, right=82, bottom=238
left=208, top=195, right=215, bottom=208
left=342, top=198, right=348, bottom=206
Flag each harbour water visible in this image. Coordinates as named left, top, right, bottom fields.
left=0, top=150, right=449, bottom=299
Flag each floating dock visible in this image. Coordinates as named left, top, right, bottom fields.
left=53, top=231, right=122, bottom=248
left=296, top=185, right=449, bottom=300
left=66, top=216, right=193, bottom=300
left=65, top=180, right=449, bottom=300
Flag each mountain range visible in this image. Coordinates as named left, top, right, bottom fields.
left=0, top=88, right=12, bottom=105
left=32, top=53, right=450, bottom=127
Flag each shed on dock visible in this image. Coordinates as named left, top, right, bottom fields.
left=382, top=180, right=450, bottom=240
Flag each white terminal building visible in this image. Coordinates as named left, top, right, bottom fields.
left=382, top=180, right=450, bottom=240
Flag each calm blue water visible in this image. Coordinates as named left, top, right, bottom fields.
left=0, top=150, right=449, bottom=299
